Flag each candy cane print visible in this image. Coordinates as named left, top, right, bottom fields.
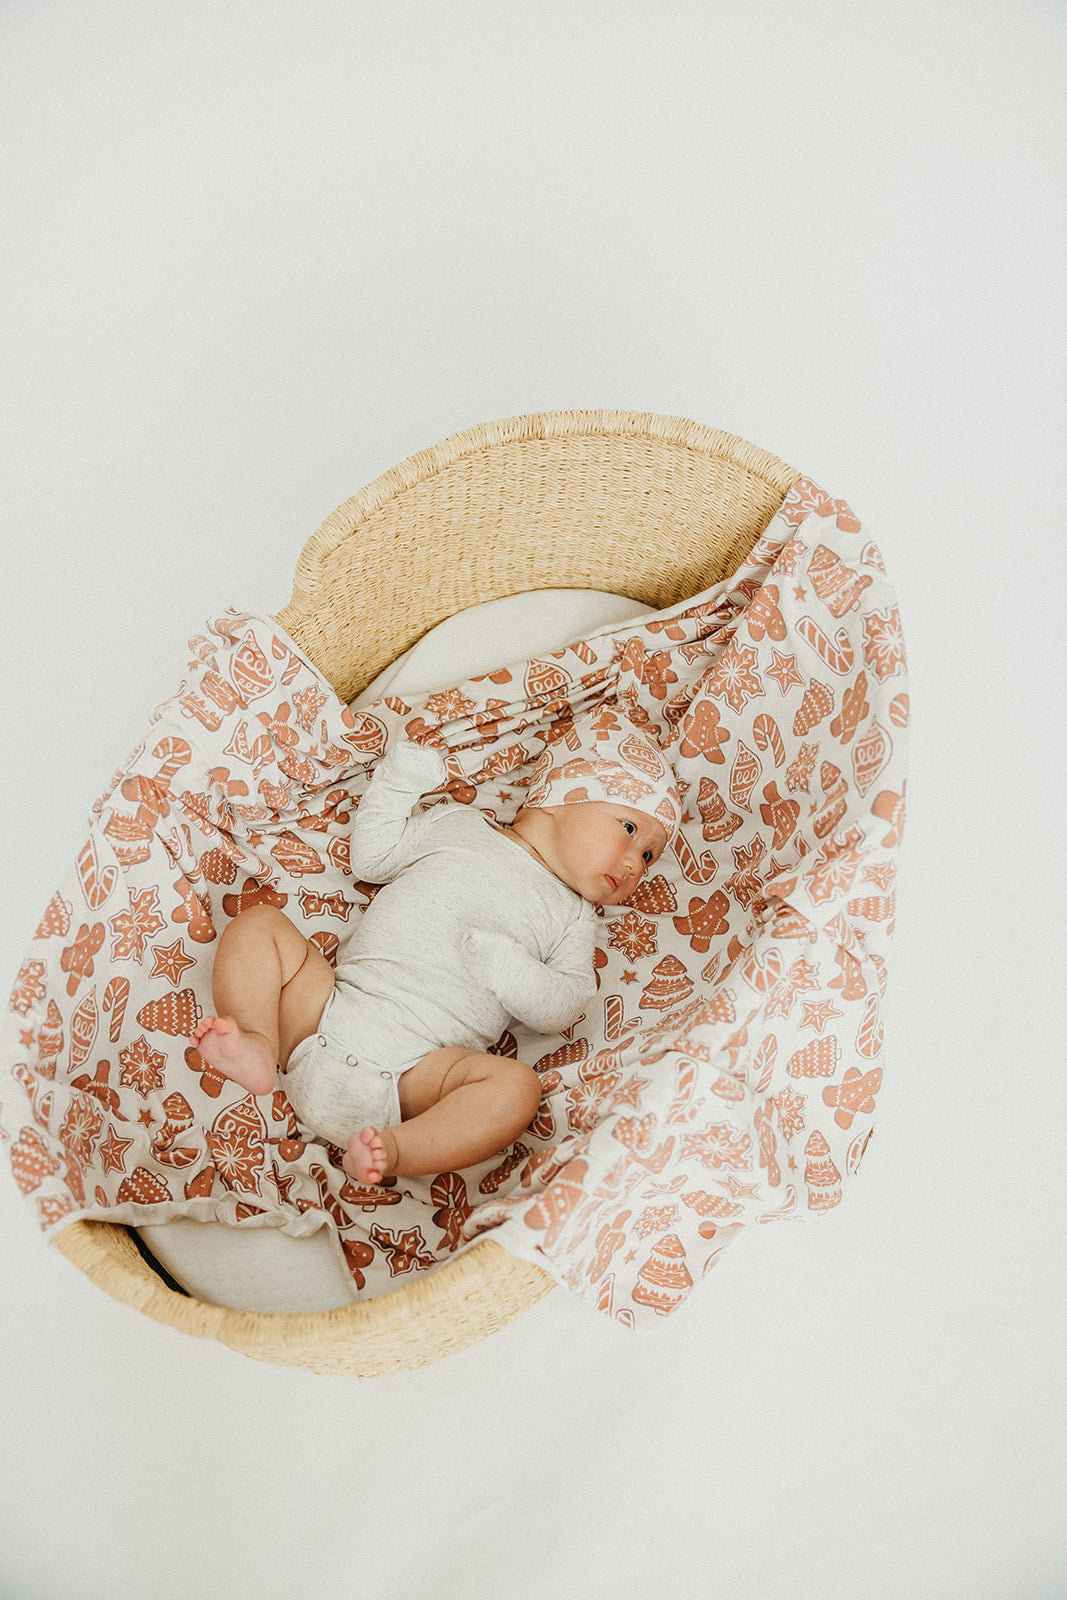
left=669, top=1059, right=700, bottom=1119
left=308, top=1166, right=350, bottom=1230
left=102, top=975, right=130, bottom=1043
left=672, top=832, right=721, bottom=884
left=856, top=995, right=884, bottom=1059
left=151, top=736, right=192, bottom=783
left=796, top=615, right=855, bottom=675
left=118, top=738, right=191, bottom=827
left=76, top=838, right=119, bottom=909
left=752, top=714, right=786, bottom=768
left=595, top=1277, right=616, bottom=1317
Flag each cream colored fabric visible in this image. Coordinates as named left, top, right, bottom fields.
left=3, top=480, right=907, bottom=1326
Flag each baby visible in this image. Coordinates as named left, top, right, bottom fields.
left=191, top=702, right=681, bottom=1186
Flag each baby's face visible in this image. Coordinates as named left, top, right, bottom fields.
left=541, top=801, right=669, bottom=905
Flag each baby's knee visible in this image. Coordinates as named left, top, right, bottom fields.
left=504, top=1059, right=543, bottom=1124
left=230, top=902, right=302, bottom=949
left=229, top=902, right=284, bottom=934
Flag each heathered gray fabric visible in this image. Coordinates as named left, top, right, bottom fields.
left=283, top=741, right=597, bottom=1143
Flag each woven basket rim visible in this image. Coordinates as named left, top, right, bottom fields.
left=290, top=408, right=797, bottom=601
left=52, top=1223, right=553, bottom=1375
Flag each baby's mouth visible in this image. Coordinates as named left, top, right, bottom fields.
left=605, top=874, right=619, bottom=892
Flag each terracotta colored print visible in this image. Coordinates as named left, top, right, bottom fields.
left=1, top=477, right=906, bottom=1327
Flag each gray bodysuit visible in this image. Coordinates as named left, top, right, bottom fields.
left=283, top=740, right=598, bottom=1145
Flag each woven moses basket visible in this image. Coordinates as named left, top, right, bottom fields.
left=51, top=410, right=800, bottom=1374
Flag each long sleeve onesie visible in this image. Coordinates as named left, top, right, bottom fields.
left=285, top=742, right=598, bottom=1142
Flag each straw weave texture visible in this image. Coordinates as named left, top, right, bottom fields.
left=53, top=1226, right=553, bottom=1376
left=277, top=410, right=798, bottom=702
left=52, top=410, right=798, bottom=1374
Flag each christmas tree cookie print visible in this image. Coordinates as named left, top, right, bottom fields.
left=640, top=955, right=694, bottom=1011
left=631, top=1234, right=693, bottom=1316
left=804, top=1130, right=842, bottom=1212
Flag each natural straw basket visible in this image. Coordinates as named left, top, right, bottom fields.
left=52, top=410, right=800, bottom=1375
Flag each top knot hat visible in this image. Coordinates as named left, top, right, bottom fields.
left=523, top=701, right=683, bottom=839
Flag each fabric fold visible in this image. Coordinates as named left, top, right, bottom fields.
left=1, top=477, right=907, bottom=1326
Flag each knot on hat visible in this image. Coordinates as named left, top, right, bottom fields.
left=524, top=702, right=682, bottom=838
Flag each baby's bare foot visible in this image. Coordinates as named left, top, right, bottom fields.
left=343, top=1126, right=397, bottom=1186
left=190, top=1016, right=277, bottom=1096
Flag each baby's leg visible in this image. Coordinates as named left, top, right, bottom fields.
left=191, top=904, right=334, bottom=1096
left=342, top=1047, right=542, bottom=1184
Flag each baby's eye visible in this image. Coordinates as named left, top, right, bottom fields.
left=622, top=820, right=636, bottom=836
left=642, top=849, right=653, bottom=865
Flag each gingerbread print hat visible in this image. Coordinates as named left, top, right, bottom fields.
left=523, top=702, right=683, bottom=838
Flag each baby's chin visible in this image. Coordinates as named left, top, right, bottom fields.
left=587, top=882, right=631, bottom=908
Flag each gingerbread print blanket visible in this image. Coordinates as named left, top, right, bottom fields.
left=1, top=479, right=907, bottom=1327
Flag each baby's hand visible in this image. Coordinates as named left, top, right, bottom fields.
left=461, top=927, right=593, bottom=1031
left=382, top=739, right=448, bottom=790
left=461, top=928, right=518, bottom=981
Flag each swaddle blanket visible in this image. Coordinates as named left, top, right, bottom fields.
left=2, top=479, right=907, bottom=1327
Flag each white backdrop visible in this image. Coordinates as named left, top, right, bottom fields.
left=2, top=4, right=1064, bottom=1598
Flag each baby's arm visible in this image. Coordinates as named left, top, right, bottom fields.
left=349, top=741, right=449, bottom=882
left=464, top=910, right=598, bottom=1034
